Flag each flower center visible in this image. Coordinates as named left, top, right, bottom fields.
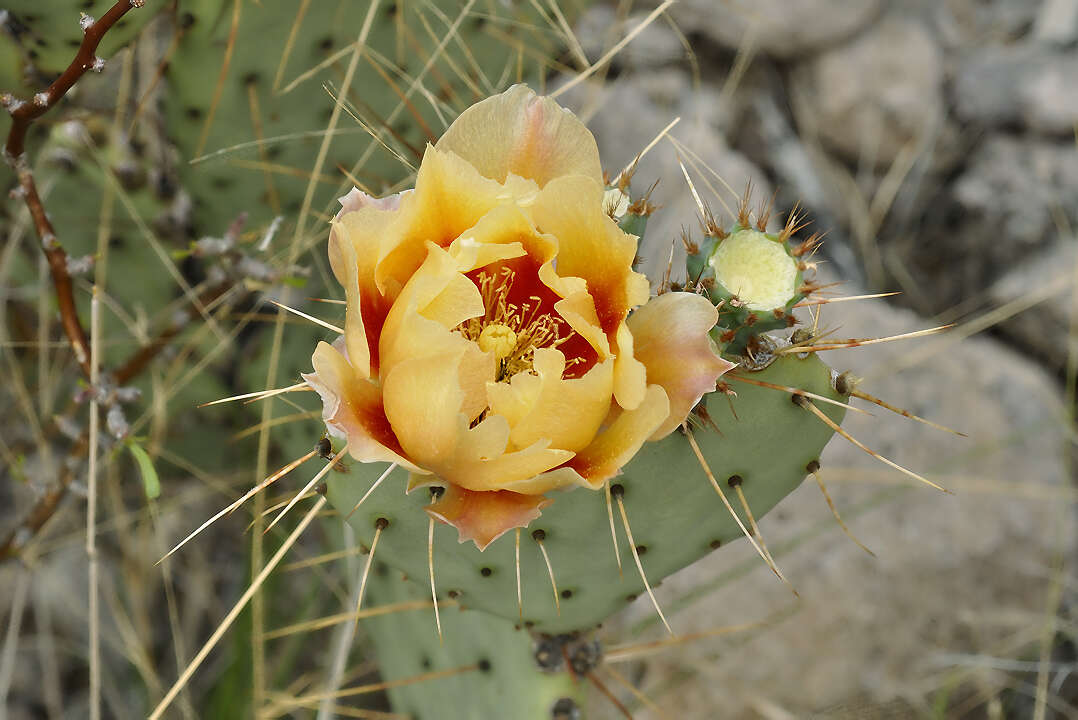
left=457, top=266, right=578, bottom=382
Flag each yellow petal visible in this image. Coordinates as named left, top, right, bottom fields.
left=628, top=292, right=735, bottom=439
left=612, top=321, right=647, bottom=411
left=382, top=350, right=470, bottom=468
left=435, top=84, right=603, bottom=187
left=378, top=242, right=486, bottom=374
left=486, top=349, right=614, bottom=453
left=302, top=341, right=420, bottom=472
left=448, top=203, right=555, bottom=273
left=331, top=206, right=399, bottom=378
left=566, top=384, right=670, bottom=488
left=375, top=146, right=506, bottom=297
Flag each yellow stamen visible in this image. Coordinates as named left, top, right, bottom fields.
left=456, top=268, right=576, bottom=381
left=478, top=323, right=518, bottom=359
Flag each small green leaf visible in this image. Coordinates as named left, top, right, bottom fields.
left=128, top=441, right=161, bottom=500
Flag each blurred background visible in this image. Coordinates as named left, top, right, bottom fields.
left=0, top=0, right=1075, bottom=718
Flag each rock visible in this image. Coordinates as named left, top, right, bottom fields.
left=600, top=292, right=1075, bottom=719
left=929, top=134, right=1078, bottom=308
left=955, top=46, right=1078, bottom=136
left=989, top=242, right=1078, bottom=373
left=1033, top=0, right=1078, bottom=44
left=655, top=0, right=883, bottom=59
left=802, top=17, right=946, bottom=168
left=576, top=7, right=686, bottom=69
left=932, top=0, right=1041, bottom=48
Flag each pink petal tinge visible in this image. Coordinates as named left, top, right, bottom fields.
left=435, top=84, right=603, bottom=188
left=627, top=292, right=735, bottom=439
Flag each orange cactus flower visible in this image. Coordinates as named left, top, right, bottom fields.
left=304, top=85, right=734, bottom=550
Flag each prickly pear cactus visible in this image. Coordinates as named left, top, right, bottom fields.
left=328, top=353, right=844, bottom=634
left=165, top=0, right=581, bottom=234
left=363, top=566, right=586, bottom=720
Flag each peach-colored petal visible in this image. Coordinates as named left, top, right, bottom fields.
left=486, top=349, right=614, bottom=453
left=565, top=384, right=670, bottom=488
left=435, top=84, right=603, bottom=188
left=628, top=292, right=735, bottom=439
left=426, top=484, right=552, bottom=551
left=302, top=341, right=421, bottom=472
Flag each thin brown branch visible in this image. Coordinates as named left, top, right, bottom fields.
left=0, top=433, right=88, bottom=561
left=3, top=0, right=146, bottom=378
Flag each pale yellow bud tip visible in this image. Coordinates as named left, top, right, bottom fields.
left=478, top=324, right=518, bottom=360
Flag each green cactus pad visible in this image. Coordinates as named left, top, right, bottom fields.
left=165, top=0, right=588, bottom=236
left=361, top=566, right=584, bottom=720
left=327, top=353, right=845, bottom=634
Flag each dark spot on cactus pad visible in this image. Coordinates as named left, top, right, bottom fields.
left=834, top=371, right=855, bottom=396
left=266, top=145, right=283, bottom=160
left=446, top=590, right=459, bottom=599
left=532, top=636, right=564, bottom=671
left=241, top=71, right=260, bottom=87
left=806, top=459, right=821, bottom=473
left=551, top=697, right=581, bottom=720
left=477, top=658, right=492, bottom=673
left=625, top=593, right=637, bottom=602
left=610, top=483, right=625, bottom=498
left=560, top=589, right=573, bottom=599
left=179, top=12, right=196, bottom=29
left=727, top=474, right=743, bottom=488
left=524, top=621, right=534, bottom=628
left=374, top=517, right=389, bottom=531
left=67, top=39, right=81, bottom=48
left=531, top=529, right=546, bottom=541
left=568, top=639, right=602, bottom=675
left=210, top=176, right=234, bottom=190
left=479, top=567, right=492, bottom=577
left=792, top=393, right=810, bottom=408
left=710, top=539, right=723, bottom=549
left=420, top=655, right=431, bottom=670
left=317, top=35, right=334, bottom=51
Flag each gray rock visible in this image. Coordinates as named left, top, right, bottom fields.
left=803, top=17, right=946, bottom=168
left=989, top=241, right=1078, bottom=373
left=932, top=0, right=1042, bottom=48
left=601, top=291, right=1075, bottom=718
left=574, top=8, right=686, bottom=69
left=955, top=46, right=1078, bottom=136
left=655, top=0, right=883, bottom=59
left=1034, top=0, right=1078, bottom=44
left=891, top=134, right=1078, bottom=311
